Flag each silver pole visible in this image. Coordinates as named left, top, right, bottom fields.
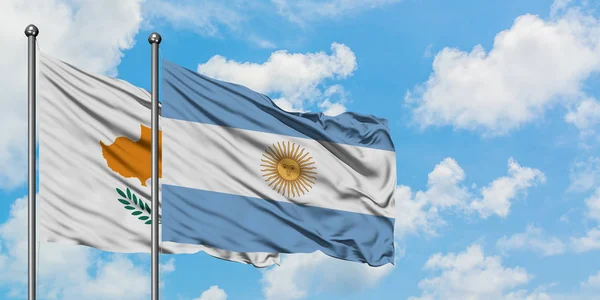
left=25, top=24, right=39, bottom=300
left=148, top=32, right=162, bottom=300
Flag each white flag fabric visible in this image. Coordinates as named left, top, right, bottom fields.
left=38, top=52, right=279, bottom=267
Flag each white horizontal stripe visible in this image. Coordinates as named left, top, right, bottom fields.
left=162, top=119, right=396, bottom=218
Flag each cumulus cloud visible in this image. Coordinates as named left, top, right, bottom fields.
left=194, top=285, right=228, bottom=300
left=469, top=158, right=546, bottom=218
left=260, top=251, right=393, bottom=300
left=496, top=225, right=566, bottom=257
left=160, top=257, right=176, bottom=274
left=272, top=0, right=401, bottom=25
left=585, top=188, right=600, bottom=222
left=503, top=289, right=553, bottom=300
left=569, top=157, right=600, bottom=192
left=0, top=0, right=144, bottom=188
left=570, top=188, right=600, bottom=253
left=408, top=244, right=541, bottom=300
left=394, top=185, right=444, bottom=238
left=197, top=43, right=357, bottom=113
left=581, top=271, right=600, bottom=289
left=0, top=197, right=156, bottom=299
left=143, top=0, right=244, bottom=37
left=405, top=2, right=600, bottom=136
left=396, top=157, right=545, bottom=237
left=565, top=98, right=600, bottom=137
left=571, top=228, right=600, bottom=253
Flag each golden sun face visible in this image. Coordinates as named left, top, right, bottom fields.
left=261, top=141, right=317, bottom=197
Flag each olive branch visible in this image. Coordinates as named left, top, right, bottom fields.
left=116, top=187, right=160, bottom=224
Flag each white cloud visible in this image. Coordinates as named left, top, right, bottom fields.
left=394, top=158, right=468, bottom=238
left=570, top=188, right=600, bottom=253
left=424, top=44, right=434, bottom=58
left=260, top=251, right=394, bottom=300
left=551, top=0, right=574, bottom=17
left=585, top=188, right=600, bottom=221
left=0, top=197, right=157, bottom=299
left=565, top=98, right=600, bottom=137
left=160, top=257, right=176, bottom=274
left=0, top=0, right=144, bottom=188
left=194, top=285, right=228, bottom=300
left=197, top=43, right=357, bottom=112
left=496, top=225, right=566, bottom=256
left=394, top=185, right=444, bottom=238
left=571, top=228, right=600, bottom=253
left=504, top=289, right=553, bottom=300
left=406, top=3, right=600, bottom=135
left=469, top=158, right=546, bottom=218
left=143, top=0, right=243, bottom=37
left=569, top=157, right=600, bottom=192
left=318, top=85, right=348, bottom=116
left=272, top=0, right=401, bottom=25
left=248, top=35, right=277, bottom=49
left=409, top=244, right=534, bottom=300
left=581, top=271, right=600, bottom=289
left=319, top=100, right=347, bottom=116
left=396, top=157, right=545, bottom=237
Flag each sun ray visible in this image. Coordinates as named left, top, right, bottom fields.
left=295, top=148, right=305, bottom=160
left=300, top=173, right=317, bottom=180
left=265, top=149, right=278, bottom=159
left=299, top=160, right=315, bottom=166
left=267, top=147, right=281, bottom=161
left=299, top=176, right=316, bottom=185
left=296, top=179, right=310, bottom=193
left=282, top=181, right=290, bottom=195
left=292, top=181, right=300, bottom=197
left=262, top=172, right=279, bottom=179
left=274, top=143, right=285, bottom=160
left=291, top=181, right=299, bottom=197
left=291, top=143, right=299, bottom=160
left=275, top=178, right=284, bottom=193
left=262, top=155, right=278, bottom=165
left=260, top=163, right=277, bottom=168
left=297, top=151, right=309, bottom=160
left=291, top=180, right=302, bottom=196
left=298, top=157, right=314, bottom=165
left=268, top=176, right=282, bottom=187
left=261, top=163, right=277, bottom=169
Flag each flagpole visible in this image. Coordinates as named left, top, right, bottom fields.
left=25, top=24, right=39, bottom=300
left=149, top=32, right=162, bottom=300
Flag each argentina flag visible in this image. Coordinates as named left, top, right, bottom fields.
left=160, top=60, right=396, bottom=267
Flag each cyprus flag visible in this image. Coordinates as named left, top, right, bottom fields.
left=38, top=53, right=279, bottom=267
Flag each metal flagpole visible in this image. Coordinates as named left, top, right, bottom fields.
left=25, top=24, right=39, bottom=300
left=148, top=32, right=162, bottom=300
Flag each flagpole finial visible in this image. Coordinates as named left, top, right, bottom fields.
left=148, top=32, right=162, bottom=44
left=24, top=24, right=39, bottom=37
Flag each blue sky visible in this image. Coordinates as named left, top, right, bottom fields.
left=1, top=0, right=600, bottom=299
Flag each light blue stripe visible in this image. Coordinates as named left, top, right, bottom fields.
left=161, top=185, right=395, bottom=267
left=161, top=60, right=395, bottom=152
